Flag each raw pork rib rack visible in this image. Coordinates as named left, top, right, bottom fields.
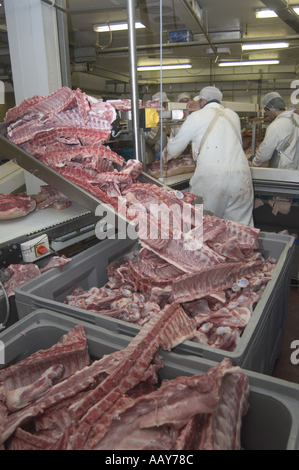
left=0, top=312, right=250, bottom=450
left=5, top=87, right=276, bottom=353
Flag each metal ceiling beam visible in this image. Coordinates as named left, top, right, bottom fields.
left=41, top=0, right=138, bottom=13
left=96, top=35, right=299, bottom=55
left=182, top=0, right=218, bottom=57
left=89, top=66, right=131, bottom=83
left=260, top=0, right=299, bottom=34
left=135, top=72, right=296, bottom=85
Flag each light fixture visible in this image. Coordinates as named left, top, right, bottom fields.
left=219, top=60, right=280, bottom=67
left=293, top=7, right=299, bottom=15
left=242, top=42, right=289, bottom=51
left=93, top=22, right=146, bottom=32
left=137, top=64, right=192, bottom=71
left=255, top=9, right=278, bottom=18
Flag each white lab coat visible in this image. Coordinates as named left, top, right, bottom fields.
left=253, top=110, right=299, bottom=170
left=164, top=103, right=254, bottom=226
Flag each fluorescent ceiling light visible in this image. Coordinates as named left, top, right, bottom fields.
left=255, top=9, right=278, bottom=18
left=219, top=60, right=280, bottom=67
left=242, top=42, right=289, bottom=51
left=293, top=7, right=299, bottom=15
left=137, top=64, right=192, bottom=71
left=94, top=22, right=145, bottom=32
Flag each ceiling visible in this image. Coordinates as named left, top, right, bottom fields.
left=65, top=0, right=299, bottom=85
left=2, top=0, right=299, bottom=99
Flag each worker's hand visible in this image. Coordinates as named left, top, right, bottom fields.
left=248, top=161, right=253, bottom=167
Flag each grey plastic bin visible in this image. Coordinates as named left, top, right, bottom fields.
left=14, top=233, right=295, bottom=375
left=0, top=309, right=299, bottom=451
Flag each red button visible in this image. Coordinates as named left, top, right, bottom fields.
left=37, top=245, right=48, bottom=255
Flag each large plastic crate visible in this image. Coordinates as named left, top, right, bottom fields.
left=14, top=233, right=295, bottom=375
left=0, top=309, right=298, bottom=451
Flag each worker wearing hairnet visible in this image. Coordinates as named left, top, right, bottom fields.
left=162, top=86, right=254, bottom=227
left=145, top=92, right=171, bottom=163
left=252, top=92, right=299, bottom=170
left=169, top=92, right=192, bottom=140
left=178, top=92, right=191, bottom=103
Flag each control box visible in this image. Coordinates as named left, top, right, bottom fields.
left=20, top=235, right=50, bottom=263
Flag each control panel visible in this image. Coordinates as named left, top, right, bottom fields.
left=20, top=235, right=50, bottom=263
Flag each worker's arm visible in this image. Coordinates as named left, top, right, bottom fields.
left=252, top=125, right=280, bottom=167
left=162, top=116, right=194, bottom=163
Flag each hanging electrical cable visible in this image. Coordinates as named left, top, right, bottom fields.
left=95, top=23, right=113, bottom=50
left=0, top=281, right=10, bottom=332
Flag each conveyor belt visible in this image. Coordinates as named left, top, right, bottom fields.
left=0, top=202, right=91, bottom=246
left=0, top=135, right=167, bottom=230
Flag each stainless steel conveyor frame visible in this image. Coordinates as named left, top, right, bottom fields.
left=0, top=135, right=169, bottom=229
left=251, top=167, right=299, bottom=199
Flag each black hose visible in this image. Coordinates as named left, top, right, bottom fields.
left=0, top=281, right=10, bottom=331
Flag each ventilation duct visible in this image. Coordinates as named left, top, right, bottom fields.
left=206, top=47, right=231, bottom=56
left=260, top=0, right=299, bottom=34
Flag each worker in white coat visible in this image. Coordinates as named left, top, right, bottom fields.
left=170, top=92, right=192, bottom=140
left=252, top=92, right=299, bottom=170
left=162, top=86, right=254, bottom=227
left=145, top=92, right=170, bottom=163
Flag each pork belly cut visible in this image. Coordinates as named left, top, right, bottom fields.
left=39, top=145, right=124, bottom=168
left=4, top=87, right=75, bottom=123
left=195, top=358, right=250, bottom=450
left=126, top=248, right=183, bottom=295
left=68, top=304, right=196, bottom=450
left=55, top=167, right=121, bottom=211
left=40, top=255, right=72, bottom=273
left=120, top=159, right=143, bottom=180
left=140, top=231, right=226, bottom=274
left=93, top=373, right=219, bottom=450
left=210, top=217, right=260, bottom=250
left=6, top=364, right=65, bottom=412
left=3, top=264, right=41, bottom=297
left=0, top=325, right=90, bottom=392
left=6, top=427, right=58, bottom=451
left=147, top=155, right=195, bottom=179
left=0, top=193, right=36, bottom=220
left=34, top=185, right=72, bottom=210
left=172, top=261, right=264, bottom=304
left=123, top=182, right=202, bottom=229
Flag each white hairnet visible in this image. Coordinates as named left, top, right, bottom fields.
left=152, top=92, right=170, bottom=103
left=196, top=86, right=223, bottom=103
left=178, top=92, right=190, bottom=102
left=262, top=92, right=283, bottom=109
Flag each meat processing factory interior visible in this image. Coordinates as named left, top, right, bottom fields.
left=1, top=0, right=299, bottom=451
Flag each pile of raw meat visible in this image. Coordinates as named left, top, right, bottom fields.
left=4, top=87, right=276, bottom=353
left=147, top=154, right=196, bottom=179
left=0, top=186, right=72, bottom=220
left=2, top=256, right=72, bottom=297
left=0, top=309, right=250, bottom=450
left=66, top=215, right=276, bottom=352
left=0, top=193, right=36, bottom=220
